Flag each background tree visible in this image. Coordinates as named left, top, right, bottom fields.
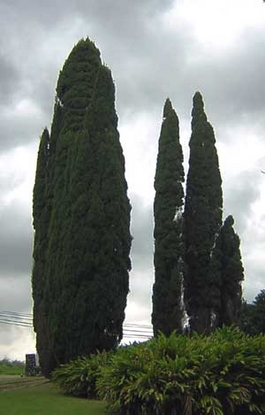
left=252, top=289, right=265, bottom=333
left=184, top=91, right=223, bottom=333
left=240, top=290, right=265, bottom=335
left=32, top=38, right=131, bottom=376
left=152, top=99, right=185, bottom=336
left=240, top=300, right=256, bottom=335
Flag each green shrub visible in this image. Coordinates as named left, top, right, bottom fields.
left=51, top=328, right=265, bottom=413
left=97, top=327, right=265, bottom=414
left=52, top=350, right=112, bottom=398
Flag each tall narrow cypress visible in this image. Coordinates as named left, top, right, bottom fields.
left=32, top=128, right=53, bottom=373
left=152, top=99, right=185, bottom=336
left=184, top=92, right=223, bottom=333
left=32, top=38, right=131, bottom=376
left=213, top=215, right=244, bottom=326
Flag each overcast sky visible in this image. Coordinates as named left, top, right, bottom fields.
left=0, top=0, right=265, bottom=360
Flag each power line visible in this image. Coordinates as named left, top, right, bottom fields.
left=0, top=312, right=32, bottom=321
left=0, top=312, right=32, bottom=317
left=0, top=310, right=153, bottom=339
left=0, top=314, right=32, bottom=328
left=0, top=311, right=33, bottom=328
left=125, top=323, right=152, bottom=329
left=0, top=319, right=32, bottom=328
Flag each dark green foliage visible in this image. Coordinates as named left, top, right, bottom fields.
left=152, top=99, right=185, bottom=336
left=32, top=38, right=131, bottom=377
left=240, top=290, right=265, bottom=335
left=252, top=289, right=265, bottom=334
left=184, top=91, right=223, bottom=333
left=240, top=301, right=257, bottom=336
left=52, top=351, right=112, bottom=398
left=32, top=127, right=55, bottom=374
left=55, top=38, right=101, bottom=134
left=212, top=215, right=244, bottom=327
left=97, top=328, right=265, bottom=415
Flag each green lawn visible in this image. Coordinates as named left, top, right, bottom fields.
left=0, top=381, right=106, bottom=415
left=0, top=360, right=25, bottom=375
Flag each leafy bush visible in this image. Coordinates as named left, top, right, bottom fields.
left=52, top=350, right=112, bottom=398
left=97, top=327, right=265, bottom=414
left=51, top=328, right=265, bottom=413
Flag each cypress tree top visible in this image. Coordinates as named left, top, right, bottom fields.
left=191, top=92, right=206, bottom=123
left=52, top=38, right=101, bottom=135
left=163, top=97, right=173, bottom=118
left=154, top=98, right=184, bottom=197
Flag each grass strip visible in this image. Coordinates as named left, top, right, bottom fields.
left=0, top=380, right=105, bottom=415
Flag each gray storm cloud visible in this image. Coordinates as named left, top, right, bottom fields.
left=0, top=203, right=32, bottom=276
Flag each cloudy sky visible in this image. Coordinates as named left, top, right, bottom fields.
left=0, top=0, right=265, bottom=360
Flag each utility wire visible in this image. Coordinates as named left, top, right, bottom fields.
left=0, top=311, right=33, bottom=328
left=0, top=310, right=153, bottom=339
left=0, top=311, right=32, bottom=318
left=0, top=322, right=31, bottom=327
left=0, top=313, right=32, bottom=321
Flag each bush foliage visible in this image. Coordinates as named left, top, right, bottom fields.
left=53, top=327, right=265, bottom=414
left=52, top=351, right=112, bottom=398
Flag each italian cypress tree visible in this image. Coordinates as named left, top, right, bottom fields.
left=32, top=127, right=54, bottom=372
left=32, top=38, right=131, bottom=376
left=152, top=99, right=185, bottom=336
left=213, top=215, right=244, bottom=326
left=184, top=91, right=223, bottom=333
